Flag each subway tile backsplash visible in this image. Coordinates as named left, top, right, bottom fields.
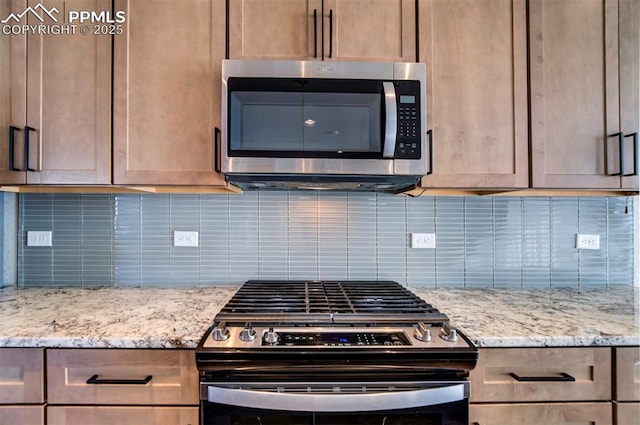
left=18, top=193, right=635, bottom=288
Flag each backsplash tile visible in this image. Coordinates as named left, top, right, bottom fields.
left=17, top=193, right=635, bottom=288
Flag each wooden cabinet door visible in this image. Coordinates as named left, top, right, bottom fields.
left=0, top=0, right=27, bottom=185
left=0, top=406, right=44, bottom=425
left=0, top=348, right=44, bottom=404
left=24, top=0, right=111, bottom=185
left=324, top=0, right=416, bottom=62
left=229, top=0, right=415, bottom=62
left=470, top=347, right=612, bottom=402
left=418, top=0, right=528, bottom=188
left=615, top=347, right=640, bottom=401
left=113, top=0, right=226, bottom=185
left=47, top=349, right=198, bottom=405
left=228, top=0, right=322, bottom=60
left=619, top=0, right=639, bottom=190
left=470, top=402, right=613, bottom=425
left=47, top=406, right=198, bottom=425
left=530, top=0, right=623, bottom=189
left=0, top=0, right=110, bottom=185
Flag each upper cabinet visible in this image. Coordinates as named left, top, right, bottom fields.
left=418, top=0, right=529, bottom=189
left=530, top=0, right=639, bottom=189
left=228, top=0, right=416, bottom=62
left=112, top=0, right=226, bottom=185
left=0, top=0, right=111, bottom=185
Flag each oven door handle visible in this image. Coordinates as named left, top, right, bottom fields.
left=382, top=81, right=397, bottom=158
left=207, top=383, right=465, bottom=412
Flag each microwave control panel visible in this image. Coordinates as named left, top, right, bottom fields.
left=394, top=80, right=421, bottom=159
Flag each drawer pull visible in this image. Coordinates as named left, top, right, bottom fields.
left=86, top=374, right=153, bottom=385
left=508, top=372, right=575, bottom=382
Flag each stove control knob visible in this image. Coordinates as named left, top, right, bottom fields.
left=263, top=327, right=280, bottom=345
left=239, top=323, right=257, bottom=342
left=413, top=322, right=432, bottom=342
left=439, top=324, right=458, bottom=343
left=211, top=322, right=230, bottom=341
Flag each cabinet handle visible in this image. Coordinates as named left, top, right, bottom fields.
left=328, top=9, right=333, bottom=59
left=426, top=129, right=433, bottom=175
left=23, top=126, right=36, bottom=172
left=313, top=9, right=318, bottom=58
left=622, top=132, right=638, bottom=177
left=86, top=374, right=153, bottom=385
left=214, top=127, right=221, bottom=173
left=8, top=126, right=21, bottom=171
left=508, top=372, right=575, bottom=382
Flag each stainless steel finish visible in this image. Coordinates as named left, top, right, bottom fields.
left=239, top=322, right=256, bottom=342
left=263, top=327, right=280, bottom=345
left=220, top=59, right=427, bottom=179
left=413, top=322, right=432, bottom=342
left=202, top=326, right=471, bottom=349
left=382, top=82, right=398, bottom=158
left=206, top=381, right=467, bottom=412
left=211, top=322, right=230, bottom=342
left=439, top=324, right=458, bottom=342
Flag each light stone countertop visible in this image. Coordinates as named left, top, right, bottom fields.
left=0, top=285, right=638, bottom=349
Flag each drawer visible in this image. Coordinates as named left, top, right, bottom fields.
left=0, top=406, right=44, bottom=425
left=614, top=402, right=640, bottom=425
left=615, top=346, right=640, bottom=401
left=47, top=406, right=198, bottom=425
left=47, top=349, right=198, bottom=405
left=0, top=348, right=44, bottom=404
left=470, top=402, right=612, bottom=425
left=470, top=347, right=611, bottom=402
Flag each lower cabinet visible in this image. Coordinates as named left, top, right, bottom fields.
left=614, top=346, right=640, bottom=424
left=0, top=348, right=45, bottom=425
left=0, top=406, right=45, bottom=425
left=46, top=349, right=198, bottom=425
left=470, top=347, right=613, bottom=424
left=47, top=406, right=198, bottom=425
left=470, top=402, right=613, bottom=425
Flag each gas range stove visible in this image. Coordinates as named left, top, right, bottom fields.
left=196, top=280, right=477, bottom=371
left=196, top=280, right=477, bottom=425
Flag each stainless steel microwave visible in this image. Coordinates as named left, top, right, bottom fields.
left=220, top=59, right=429, bottom=192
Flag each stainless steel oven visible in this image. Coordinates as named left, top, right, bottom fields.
left=201, top=380, right=470, bottom=425
left=196, top=281, right=477, bottom=425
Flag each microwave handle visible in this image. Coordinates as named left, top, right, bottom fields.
left=382, top=82, right=397, bottom=158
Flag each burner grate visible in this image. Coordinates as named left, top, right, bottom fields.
left=215, top=280, right=448, bottom=325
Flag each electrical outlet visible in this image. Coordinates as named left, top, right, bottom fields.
left=576, top=234, right=600, bottom=250
left=27, top=231, right=52, bottom=247
left=174, top=231, right=199, bottom=247
left=411, top=233, right=436, bottom=249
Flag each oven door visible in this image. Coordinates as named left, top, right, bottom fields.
left=200, top=381, right=469, bottom=425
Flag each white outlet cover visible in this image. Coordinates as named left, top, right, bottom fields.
left=411, top=233, right=436, bottom=249
left=576, top=233, right=600, bottom=250
left=174, top=231, right=199, bottom=247
left=27, top=231, right=52, bottom=247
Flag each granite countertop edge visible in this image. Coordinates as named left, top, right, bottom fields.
left=0, top=285, right=638, bottom=349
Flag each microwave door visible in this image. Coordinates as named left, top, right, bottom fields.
left=382, top=82, right=397, bottom=158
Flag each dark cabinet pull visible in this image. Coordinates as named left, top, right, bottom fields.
left=86, top=374, right=153, bottom=385
left=426, top=129, right=433, bottom=175
left=328, top=9, right=333, bottom=59
left=8, top=126, right=21, bottom=171
left=214, top=127, right=221, bottom=173
left=508, top=372, right=575, bottom=382
left=23, top=126, right=36, bottom=171
left=609, top=132, right=639, bottom=176
left=622, top=132, right=638, bottom=177
left=313, top=9, right=318, bottom=58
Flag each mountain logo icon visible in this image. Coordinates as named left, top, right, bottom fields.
left=1, top=3, right=59, bottom=24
